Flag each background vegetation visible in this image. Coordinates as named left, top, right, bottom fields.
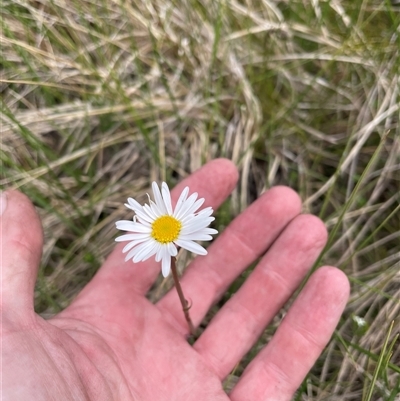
left=1, top=0, right=399, bottom=399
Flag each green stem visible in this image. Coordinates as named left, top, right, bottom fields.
left=170, top=257, right=196, bottom=337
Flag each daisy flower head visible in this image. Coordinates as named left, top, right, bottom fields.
left=115, top=182, right=218, bottom=277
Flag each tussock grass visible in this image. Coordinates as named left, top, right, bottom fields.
left=1, top=0, right=399, bottom=399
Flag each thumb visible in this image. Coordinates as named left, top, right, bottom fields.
left=1, top=190, right=43, bottom=315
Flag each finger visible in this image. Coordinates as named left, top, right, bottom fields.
left=157, top=186, right=302, bottom=335
left=194, top=214, right=328, bottom=380
left=67, top=159, right=238, bottom=307
left=0, top=190, right=43, bottom=314
left=229, top=266, right=350, bottom=401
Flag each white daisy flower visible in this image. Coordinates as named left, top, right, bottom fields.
left=115, top=182, right=218, bottom=277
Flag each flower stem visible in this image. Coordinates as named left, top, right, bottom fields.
left=170, top=257, right=196, bottom=337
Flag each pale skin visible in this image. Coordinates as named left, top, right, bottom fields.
left=1, top=159, right=350, bottom=401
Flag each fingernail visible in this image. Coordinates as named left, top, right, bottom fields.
left=0, top=191, right=7, bottom=216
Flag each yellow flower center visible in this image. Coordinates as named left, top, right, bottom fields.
left=151, top=215, right=182, bottom=244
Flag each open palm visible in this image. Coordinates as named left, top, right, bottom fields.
left=2, top=159, right=349, bottom=401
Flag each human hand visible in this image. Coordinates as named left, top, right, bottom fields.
left=2, top=159, right=349, bottom=401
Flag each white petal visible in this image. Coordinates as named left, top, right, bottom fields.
left=125, top=253, right=134, bottom=262
left=201, top=227, right=218, bottom=235
left=123, top=243, right=136, bottom=253
left=161, top=255, right=171, bottom=277
left=183, top=197, right=205, bottom=216
left=156, top=245, right=168, bottom=262
left=152, top=182, right=167, bottom=214
left=122, top=239, right=147, bottom=253
left=151, top=243, right=163, bottom=261
left=125, top=241, right=150, bottom=261
left=143, top=203, right=158, bottom=220
left=180, top=217, right=215, bottom=235
left=179, top=227, right=218, bottom=237
left=116, top=221, right=152, bottom=233
left=195, top=207, right=214, bottom=218
left=173, top=186, right=189, bottom=216
left=179, top=202, right=209, bottom=225
left=125, top=198, right=143, bottom=212
left=174, top=239, right=208, bottom=255
left=134, top=208, right=155, bottom=225
left=141, top=242, right=161, bottom=262
left=161, top=182, right=173, bottom=215
left=179, top=233, right=213, bottom=241
left=179, top=226, right=217, bottom=239
left=174, top=193, right=198, bottom=220
left=133, top=240, right=158, bottom=262
left=167, top=242, right=178, bottom=257
left=115, top=220, right=136, bottom=230
left=147, top=201, right=162, bottom=218
left=125, top=240, right=153, bottom=261
left=115, top=233, right=150, bottom=242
